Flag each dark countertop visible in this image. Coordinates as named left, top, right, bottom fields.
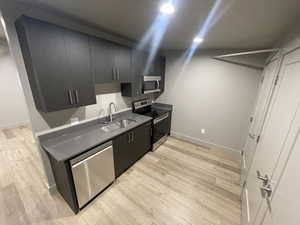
left=40, top=111, right=152, bottom=162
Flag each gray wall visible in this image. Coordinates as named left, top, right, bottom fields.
left=157, top=51, right=262, bottom=152
left=0, top=42, right=29, bottom=128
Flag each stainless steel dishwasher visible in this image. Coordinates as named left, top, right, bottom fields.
left=70, top=141, right=115, bottom=209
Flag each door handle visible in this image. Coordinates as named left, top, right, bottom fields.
left=256, top=171, right=269, bottom=185
left=68, top=89, right=74, bottom=105
left=74, top=89, right=79, bottom=104
left=131, top=132, right=134, bottom=142
left=260, top=184, right=272, bottom=198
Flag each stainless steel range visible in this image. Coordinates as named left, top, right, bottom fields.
left=132, top=99, right=172, bottom=150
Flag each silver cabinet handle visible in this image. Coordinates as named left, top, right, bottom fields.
left=128, top=132, right=131, bottom=143
left=74, top=89, right=79, bottom=104
left=68, top=89, right=74, bottom=105
left=257, top=171, right=269, bottom=185
left=260, top=184, right=272, bottom=198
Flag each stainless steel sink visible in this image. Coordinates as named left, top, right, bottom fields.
left=101, top=122, right=121, bottom=132
left=118, top=119, right=136, bottom=128
left=100, top=118, right=136, bottom=132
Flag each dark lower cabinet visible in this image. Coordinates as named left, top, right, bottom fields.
left=113, top=122, right=152, bottom=177
left=47, top=121, right=152, bottom=214
left=15, top=16, right=96, bottom=112
left=48, top=156, right=79, bottom=214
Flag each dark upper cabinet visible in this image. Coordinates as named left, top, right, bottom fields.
left=90, top=38, right=132, bottom=83
left=158, top=56, right=166, bottom=93
left=114, top=45, right=132, bottom=82
left=121, top=51, right=166, bottom=97
left=89, top=37, right=115, bottom=83
left=132, top=50, right=148, bottom=76
left=15, top=16, right=96, bottom=112
left=65, top=29, right=96, bottom=107
left=113, top=122, right=151, bottom=177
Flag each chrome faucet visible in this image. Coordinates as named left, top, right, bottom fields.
left=108, top=102, right=117, bottom=122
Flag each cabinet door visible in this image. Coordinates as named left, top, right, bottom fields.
left=16, top=16, right=72, bottom=112
left=90, top=37, right=116, bottom=83
left=113, top=132, right=133, bottom=177
left=132, top=50, right=148, bottom=76
left=65, top=30, right=96, bottom=107
left=132, top=123, right=152, bottom=161
left=114, top=45, right=132, bottom=82
left=158, top=56, right=166, bottom=92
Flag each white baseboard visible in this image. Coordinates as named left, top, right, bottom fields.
left=170, top=130, right=241, bottom=155
left=0, top=121, right=30, bottom=129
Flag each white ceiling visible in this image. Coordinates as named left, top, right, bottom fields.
left=18, top=0, right=300, bottom=50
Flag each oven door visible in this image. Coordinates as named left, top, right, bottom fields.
left=143, top=76, right=161, bottom=94
left=153, top=113, right=171, bottom=150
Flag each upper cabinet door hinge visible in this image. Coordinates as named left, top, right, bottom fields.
left=256, top=135, right=261, bottom=144
left=274, top=75, right=279, bottom=86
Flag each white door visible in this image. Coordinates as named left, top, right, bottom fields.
left=255, top=48, right=300, bottom=225
left=244, top=48, right=300, bottom=225
left=242, top=59, right=279, bottom=183
left=258, top=106, right=300, bottom=225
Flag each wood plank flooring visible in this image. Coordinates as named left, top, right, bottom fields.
left=0, top=125, right=241, bottom=225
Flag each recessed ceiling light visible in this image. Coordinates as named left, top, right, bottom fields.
left=193, top=37, right=204, bottom=44
left=160, top=3, right=175, bottom=15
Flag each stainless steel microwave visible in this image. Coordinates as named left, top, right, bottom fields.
left=142, top=76, right=161, bottom=94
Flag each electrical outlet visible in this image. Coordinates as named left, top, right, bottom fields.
left=201, top=129, right=206, bottom=134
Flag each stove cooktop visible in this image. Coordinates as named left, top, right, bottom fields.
left=132, top=99, right=169, bottom=119
left=143, top=109, right=167, bottom=119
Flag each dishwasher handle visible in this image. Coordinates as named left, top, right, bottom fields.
left=71, top=145, right=112, bottom=168
left=70, top=141, right=112, bottom=166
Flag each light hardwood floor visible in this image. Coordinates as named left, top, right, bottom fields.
left=0, top=125, right=241, bottom=225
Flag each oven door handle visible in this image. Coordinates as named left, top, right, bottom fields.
left=154, top=113, right=169, bottom=124
left=143, top=89, right=161, bottom=94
